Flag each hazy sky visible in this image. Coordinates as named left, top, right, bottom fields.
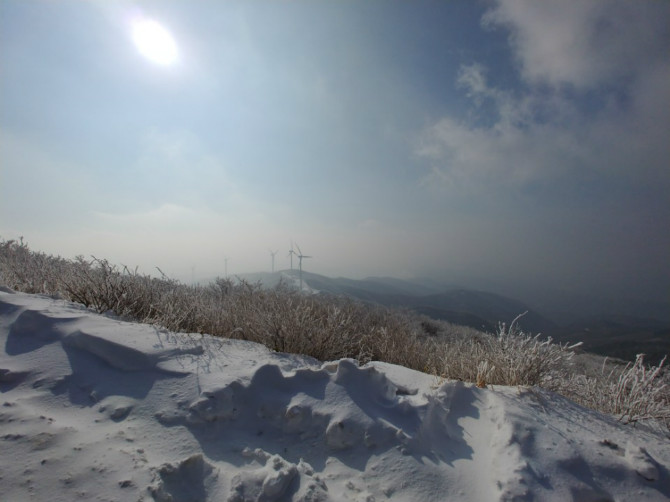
left=1, top=0, right=669, bottom=303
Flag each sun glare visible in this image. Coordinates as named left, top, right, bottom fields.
left=131, top=18, right=178, bottom=66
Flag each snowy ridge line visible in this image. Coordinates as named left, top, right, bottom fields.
left=1, top=290, right=669, bottom=501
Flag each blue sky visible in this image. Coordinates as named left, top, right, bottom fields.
left=1, top=0, right=669, bottom=305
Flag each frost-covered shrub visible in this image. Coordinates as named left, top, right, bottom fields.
left=433, top=313, right=578, bottom=388
left=554, top=354, right=670, bottom=429
left=1, top=238, right=668, bottom=430
left=0, top=238, right=71, bottom=295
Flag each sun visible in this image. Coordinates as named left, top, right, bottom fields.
left=131, top=18, right=178, bottom=66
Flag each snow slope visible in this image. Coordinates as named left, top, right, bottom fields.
left=1, top=289, right=668, bottom=501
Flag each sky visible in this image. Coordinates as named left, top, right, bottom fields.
left=1, top=0, right=669, bottom=307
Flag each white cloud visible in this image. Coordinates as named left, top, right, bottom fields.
left=417, top=0, right=670, bottom=193
left=482, top=0, right=670, bottom=90
left=417, top=63, right=591, bottom=188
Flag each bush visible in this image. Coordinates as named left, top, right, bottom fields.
left=432, top=313, right=578, bottom=388
left=554, top=354, right=670, bottom=429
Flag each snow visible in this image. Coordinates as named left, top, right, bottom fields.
left=278, top=271, right=320, bottom=295
left=1, top=289, right=669, bottom=501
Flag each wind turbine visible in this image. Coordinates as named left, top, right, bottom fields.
left=288, top=242, right=296, bottom=271
left=269, top=249, right=278, bottom=273
left=294, top=243, right=312, bottom=291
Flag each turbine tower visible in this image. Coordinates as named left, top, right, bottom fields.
left=294, top=243, right=312, bottom=291
left=288, top=242, right=296, bottom=271
left=269, top=249, right=278, bottom=273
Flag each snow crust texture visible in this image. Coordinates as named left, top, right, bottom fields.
left=1, top=290, right=669, bottom=501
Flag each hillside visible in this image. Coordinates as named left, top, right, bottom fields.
left=551, top=316, right=670, bottom=365
left=236, top=271, right=670, bottom=363
left=237, top=271, right=555, bottom=333
left=2, top=290, right=669, bottom=501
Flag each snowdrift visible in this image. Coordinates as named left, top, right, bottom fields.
left=1, top=289, right=668, bottom=501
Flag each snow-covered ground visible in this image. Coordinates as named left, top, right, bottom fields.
left=1, top=289, right=668, bottom=501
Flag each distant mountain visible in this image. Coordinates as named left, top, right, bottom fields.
left=505, top=286, right=670, bottom=325
left=235, top=271, right=450, bottom=300
left=358, top=276, right=455, bottom=296
left=379, top=289, right=556, bottom=334
left=550, top=315, right=670, bottom=365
